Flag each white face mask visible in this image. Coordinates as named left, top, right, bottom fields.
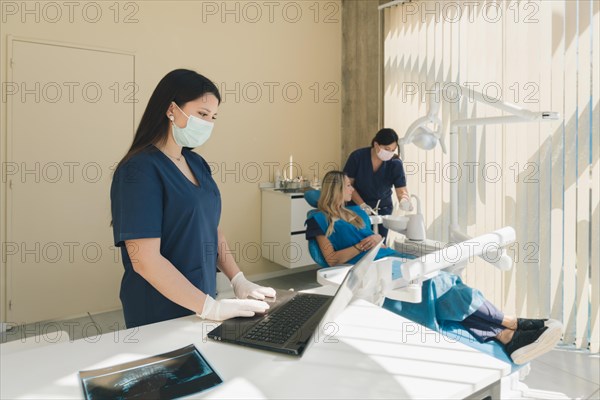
left=377, top=147, right=395, bottom=161
left=171, top=103, right=214, bottom=148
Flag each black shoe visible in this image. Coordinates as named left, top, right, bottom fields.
left=517, top=318, right=547, bottom=331
left=505, top=322, right=562, bottom=364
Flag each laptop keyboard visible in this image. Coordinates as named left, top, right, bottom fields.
left=242, top=294, right=330, bottom=345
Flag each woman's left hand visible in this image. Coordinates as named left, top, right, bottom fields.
left=231, top=272, right=277, bottom=300
left=357, top=234, right=383, bottom=251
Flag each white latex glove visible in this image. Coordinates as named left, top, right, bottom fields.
left=399, top=197, right=414, bottom=212
left=359, top=203, right=376, bottom=215
left=231, top=272, right=276, bottom=300
left=197, top=295, right=270, bottom=321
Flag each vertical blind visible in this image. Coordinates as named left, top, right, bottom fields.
left=383, top=0, right=599, bottom=351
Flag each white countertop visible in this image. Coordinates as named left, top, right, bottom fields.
left=0, top=296, right=511, bottom=399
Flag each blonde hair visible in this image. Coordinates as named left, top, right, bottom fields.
left=317, top=171, right=365, bottom=237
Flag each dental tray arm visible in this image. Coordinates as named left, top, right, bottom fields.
left=352, top=227, right=516, bottom=305
left=400, top=227, right=515, bottom=281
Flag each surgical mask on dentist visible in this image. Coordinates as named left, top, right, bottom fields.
left=376, top=147, right=396, bottom=161
left=170, top=103, right=214, bottom=147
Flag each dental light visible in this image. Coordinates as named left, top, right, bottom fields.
left=399, top=87, right=446, bottom=158
left=412, top=126, right=440, bottom=150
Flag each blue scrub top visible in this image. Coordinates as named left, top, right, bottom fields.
left=343, top=147, right=406, bottom=210
left=111, top=146, right=221, bottom=328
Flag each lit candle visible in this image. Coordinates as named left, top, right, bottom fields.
left=289, top=155, right=293, bottom=180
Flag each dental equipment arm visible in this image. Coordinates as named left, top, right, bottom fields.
left=445, top=86, right=558, bottom=270
left=358, top=227, right=516, bottom=304
left=397, top=82, right=558, bottom=271
left=397, top=226, right=515, bottom=282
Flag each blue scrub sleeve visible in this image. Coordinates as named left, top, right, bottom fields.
left=343, top=151, right=359, bottom=179
left=305, top=217, right=325, bottom=240
left=112, top=162, right=163, bottom=247
left=392, top=159, right=407, bottom=187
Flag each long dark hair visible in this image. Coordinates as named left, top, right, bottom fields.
left=115, top=69, right=221, bottom=170
left=370, top=128, right=399, bottom=147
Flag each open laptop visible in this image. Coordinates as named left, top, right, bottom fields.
left=207, top=240, right=383, bottom=356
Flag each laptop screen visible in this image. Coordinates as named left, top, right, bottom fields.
left=307, top=240, right=384, bottom=350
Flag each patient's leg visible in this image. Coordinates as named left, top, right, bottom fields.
left=458, top=301, right=549, bottom=342
left=499, top=315, right=548, bottom=331
left=459, top=300, right=505, bottom=342
left=459, top=300, right=563, bottom=364
left=500, top=321, right=563, bottom=364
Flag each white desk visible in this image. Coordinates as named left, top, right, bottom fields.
left=1, top=297, right=510, bottom=399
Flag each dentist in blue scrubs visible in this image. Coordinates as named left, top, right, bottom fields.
left=343, top=128, right=412, bottom=238
left=111, top=69, right=275, bottom=328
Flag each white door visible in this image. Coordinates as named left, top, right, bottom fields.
left=5, top=39, right=134, bottom=323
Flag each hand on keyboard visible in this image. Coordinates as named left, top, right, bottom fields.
left=231, top=272, right=277, bottom=300
left=198, top=296, right=270, bottom=321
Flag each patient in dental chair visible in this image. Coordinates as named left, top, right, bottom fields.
left=306, top=170, right=562, bottom=365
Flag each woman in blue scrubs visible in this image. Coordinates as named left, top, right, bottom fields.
left=343, top=128, right=412, bottom=238
left=111, top=69, right=275, bottom=328
left=305, top=171, right=563, bottom=365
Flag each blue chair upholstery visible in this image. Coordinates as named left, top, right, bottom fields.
left=308, top=240, right=330, bottom=268
left=384, top=293, right=522, bottom=373
left=304, top=189, right=320, bottom=208
left=304, top=190, right=331, bottom=268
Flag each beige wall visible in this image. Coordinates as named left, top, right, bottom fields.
left=0, top=1, right=342, bottom=320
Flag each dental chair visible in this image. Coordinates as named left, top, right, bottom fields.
left=303, top=191, right=574, bottom=399
left=303, top=190, right=524, bottom=373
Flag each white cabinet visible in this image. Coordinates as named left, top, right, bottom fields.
left=261, top=189, right=315, bottom=268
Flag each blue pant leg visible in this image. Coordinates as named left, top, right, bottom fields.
left=459, top=299, right=505, bottom=342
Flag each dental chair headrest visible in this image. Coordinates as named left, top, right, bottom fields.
left=304, top=190, right=321, bottom=207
